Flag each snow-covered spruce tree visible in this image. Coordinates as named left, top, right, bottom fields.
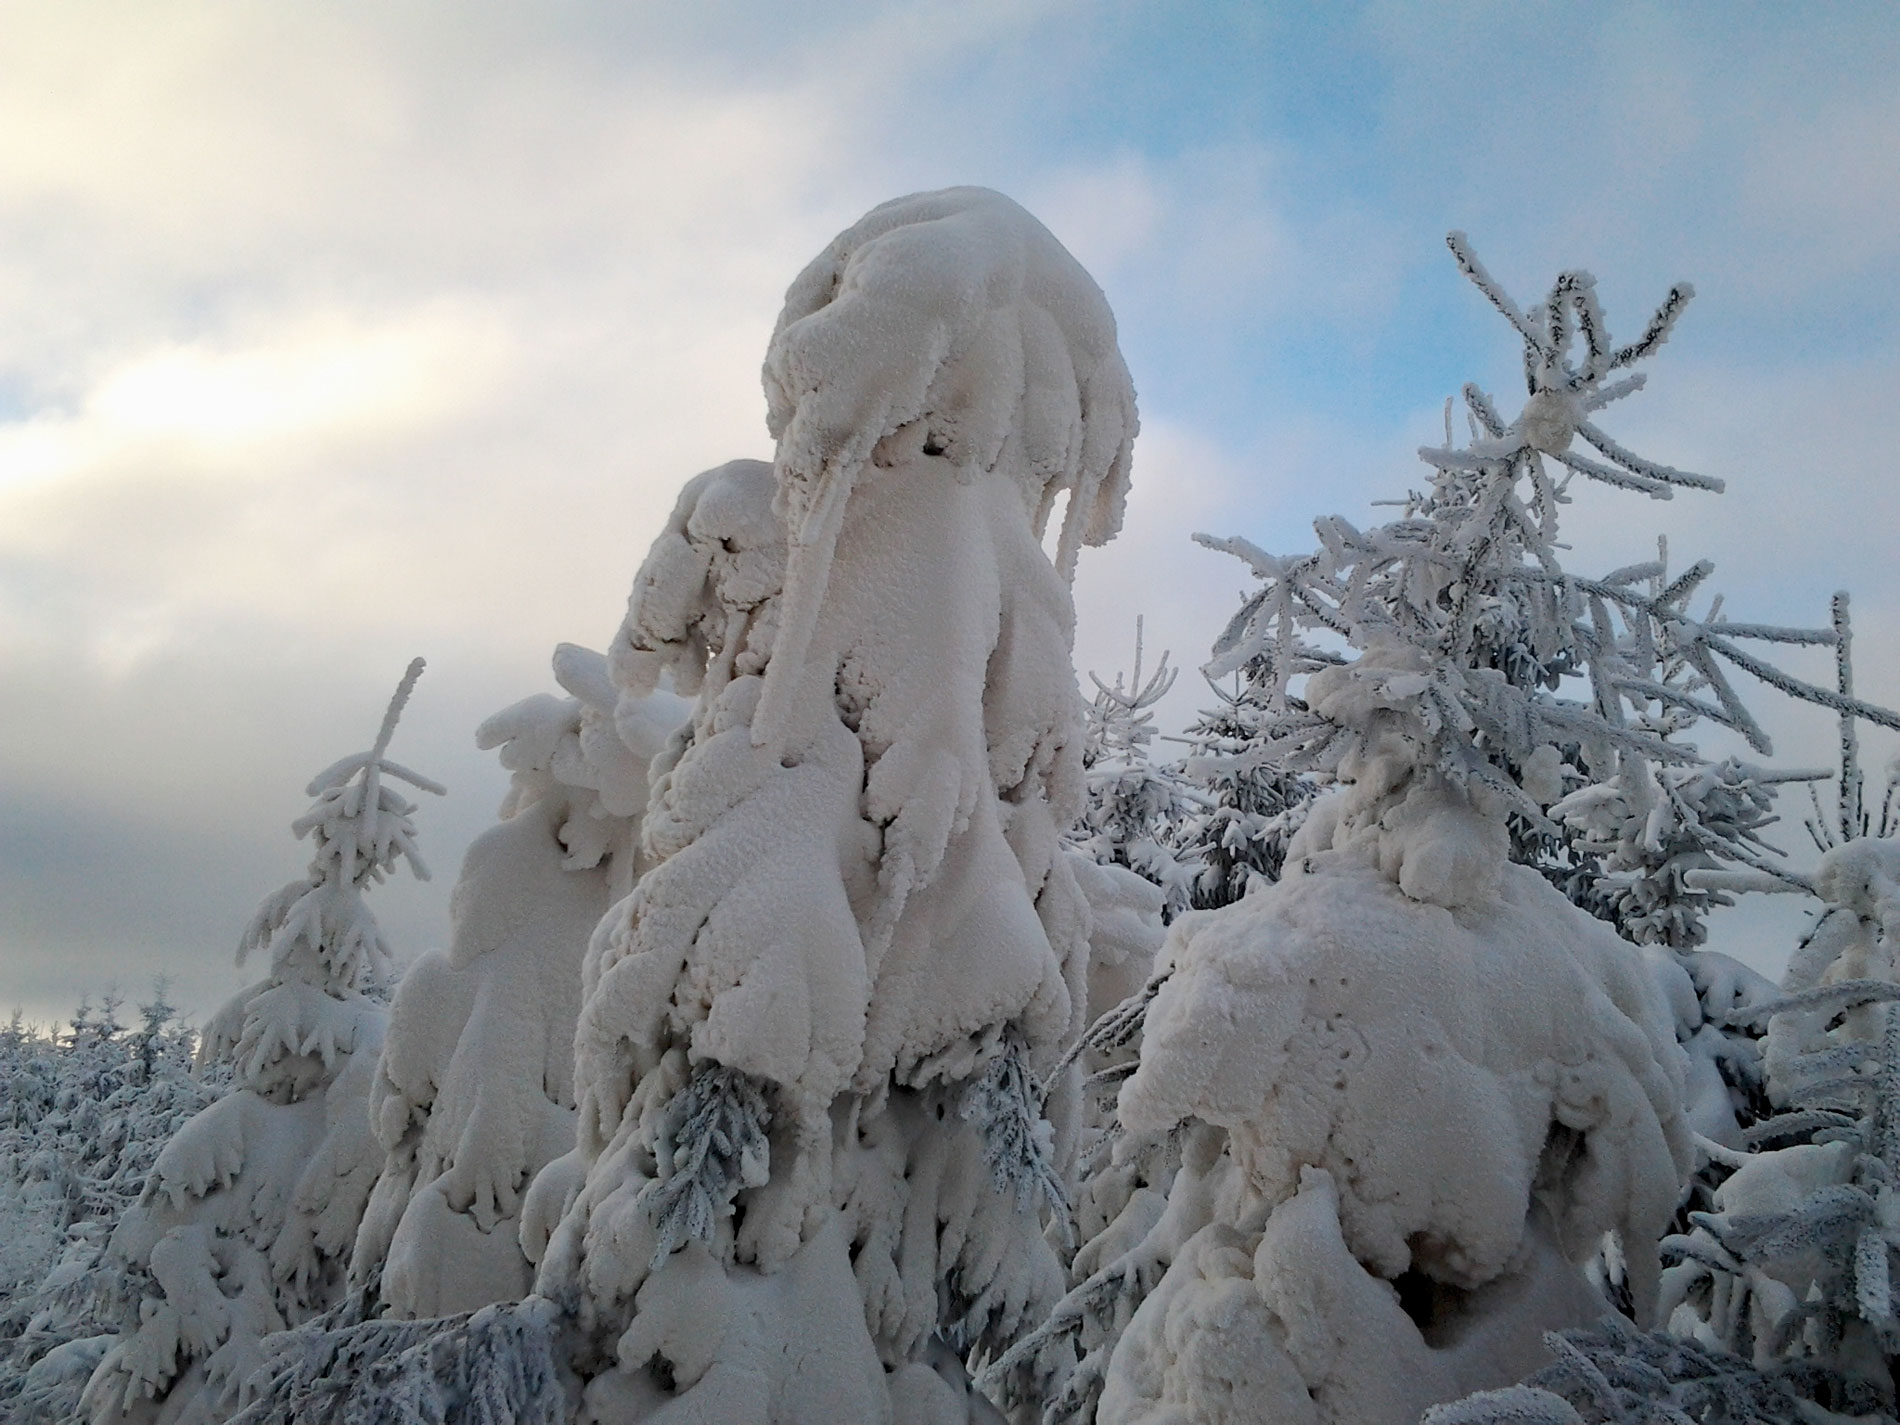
left=1, top=997, right=136, bottom=1313
left=505, top=189, right=1134, bottom=1424
left=349, top=646, right=687, bottom=1320
left=1429, top=854, right=1900, bottom=1425
left=1539, top=556, right=1798, bottom=1257
left=0, top=991, right=227, bottom=1422
left=1070, top=619, right=1201, bottom=923
left=1425, top=599, right=1900, bottom=1425
left=1681, top=848, right=1900, bottom=1394
left=997, top=236, right=1900, bottom=1425
left=80, top=661, right=439, bottom=1424
left=1637, top=609, right=1900, bottom=1389
left=225, top=189, right=1141, bottom=1425
left=1166, top=665, right=1317, bottom=911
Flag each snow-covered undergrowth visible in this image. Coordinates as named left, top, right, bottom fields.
left=0, top=995, right=227, bottom=1423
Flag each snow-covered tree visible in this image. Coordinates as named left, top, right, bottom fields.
left=1428, top=593, right=1900, bottom=1425
left=0, top=990, right=225, bottom=1422
left=222, top=187, right=1141, bottom=1425
left=995, top=234, right=1900, bottom=1425
left=349, top=646, right=686, bottom=1320
left=1168, top=668, right=1317, bottom=910
left=519, top=188, right=1138, bottom=1422
left=1432, top=843, right=1900, bottom=1425
left=81, top=660, right=439, bottom=1424
left=1071, top=620, right=1201, bottom=919
left=1666, top=901, right=1900, bottom=1389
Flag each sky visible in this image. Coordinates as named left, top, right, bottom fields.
left=3, top=1, right=1898, bottom=1027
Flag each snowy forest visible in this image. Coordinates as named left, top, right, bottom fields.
left=6, top=186, right=1900, bottom=1425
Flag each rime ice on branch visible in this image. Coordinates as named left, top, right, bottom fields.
left=1196, top=239, right=1896, bottom=833
left=528, top=188, right=1139, bottom=1421
left=1071, top=620, right=1202, bottom=921
left=1008, top=238, right=1894, bottom=1425
left=82, top=663, right=439, bottom=1425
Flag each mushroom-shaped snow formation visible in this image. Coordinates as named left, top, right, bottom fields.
left=537, top=188, right=1138, bottom=1420
left=1097, top=837, right=1692, bottom=1425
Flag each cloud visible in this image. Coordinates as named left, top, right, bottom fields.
left=4, top=1, right=1900, bottom=1017
left=1740, top=87, right=1900, bottom=287
left=0, top=302, right=512, bottom=498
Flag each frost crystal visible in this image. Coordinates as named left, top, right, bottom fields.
left=638, top=1062, right=772, bottom=1265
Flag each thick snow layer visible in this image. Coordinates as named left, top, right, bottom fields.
left=353, top=659, right=685, bottom=1319
left=539, top=188, right=1137, bottom=1418
left=1093, top=785, right=1692, bottom=1425
left=1069, top=853, right=1165, bottom=1028
left=755, top=185, right=1137, bottom=746
left=84, top=1019, right=387, bottom=1423
left=1809, top=836, right=1900, bottom=946
left=356, top=802, right=608, bottom=1318
left=1099, top=1169, right=1605, bottom=1425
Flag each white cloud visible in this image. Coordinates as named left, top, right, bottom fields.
left=1030, top=154, right=1165, bottom=278
left=0, top=303, right=512, bottom=494
left=1070, top=419, right=1249, bottom=730
left=3, top=1, right=1898, bottom=1016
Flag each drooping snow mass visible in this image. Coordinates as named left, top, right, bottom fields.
left=81, top=663, right=439, bottom=1424
left=1435, top=839, right=1900, bottom=1425
left=351, top=651, right=687, bottom=1321
left=1095, top=843, right=1690, bottom=1423
left=525, top=186, right=1139, bottom=1420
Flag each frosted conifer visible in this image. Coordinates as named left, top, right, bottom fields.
left=1438, top=605, right=1900, bottom=1423
left=1071, top=620, right=1202, bottom=919
left=349, top=648, right=683, bottom=1322
left=515, top=189, right=1135, bottom=1420
left=0, top=988, right=225, bottom=1423
left=81, top=662, right=439, bottom=1424
left=1016, top=235, right=1900, bottom=1425
left=1168, top=666, right=1316, bottom=909
left=1192, top=243, right=1895, bottom=843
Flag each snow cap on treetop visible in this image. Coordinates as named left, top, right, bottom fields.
left=756, top=186, right=1138, bottom=743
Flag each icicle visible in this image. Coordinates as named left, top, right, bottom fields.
left=752, top=458, right=857, bottom=752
